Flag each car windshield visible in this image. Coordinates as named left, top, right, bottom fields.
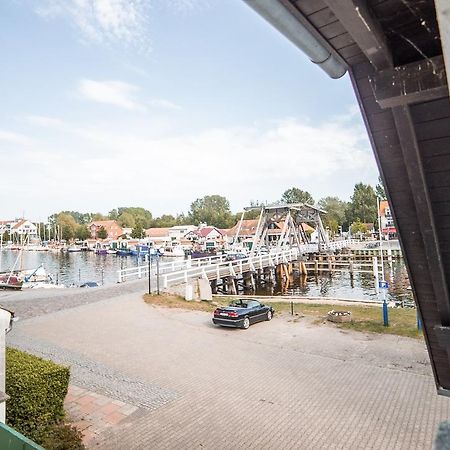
left=231, top=300, right=248, bottom=308
left=230, top=300, right=260, bottom=308
left=246, top=300, right=260, bottom=308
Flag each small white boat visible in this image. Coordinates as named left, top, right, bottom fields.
left=67, top=245, right=82, bottom=253
left=163, top=245, right=185, bottom=258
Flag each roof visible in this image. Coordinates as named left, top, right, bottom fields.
left=12, top=220, right=27, bottom=229
left=190, top=227, right=223, bottom=238
left=247, top=0, right=450, bottom=394
left=89, top=220, right=119, bottom=228
left=145, top=228, right=170, bottom=238
left=225, top=219, right=260, bottom=237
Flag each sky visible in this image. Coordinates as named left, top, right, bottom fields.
left=0, top=0, right=379, bottom=221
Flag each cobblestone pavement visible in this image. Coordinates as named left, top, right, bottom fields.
left=0, top=278, right=148, bottom=319
left=8, top=331, right=177, bottom=410
left=8, top=292, right=450, bottom=449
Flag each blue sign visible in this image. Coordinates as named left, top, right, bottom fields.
left=379, top=281, right=389, bottom=289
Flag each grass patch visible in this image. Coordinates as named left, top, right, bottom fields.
left=144, top=294, right=422, bottom=339
left=267, top=301, right=422, bottom=339
left=143, top=293, right=227, bottom=312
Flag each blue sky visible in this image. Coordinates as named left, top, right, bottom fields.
left=0, top=0, right=379, bottom=221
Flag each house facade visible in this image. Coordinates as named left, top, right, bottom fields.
left=0, top=220, right=38, bottom=237
left=379, top=200, right=397, bottom=237
left=145, top=228, right=171, bottom=247
left=88, top=220, right=123, bottom=240
left=185, top=225, right=224, bottom=250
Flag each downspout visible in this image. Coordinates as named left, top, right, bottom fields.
left=243, top=0, right=347, bottom=79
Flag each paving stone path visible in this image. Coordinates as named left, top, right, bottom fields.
left=4, top=286, right=450, bottom=449
left=0, top=278, right=148, bottom=319
left=8, top=332, right=177, bottom=410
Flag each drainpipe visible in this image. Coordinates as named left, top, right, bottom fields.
left=243, top=0, right=347, bottom=79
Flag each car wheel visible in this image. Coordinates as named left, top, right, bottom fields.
left=242, top=317, right=250, bottom=329
left=266, top=310, right=273, bottom=321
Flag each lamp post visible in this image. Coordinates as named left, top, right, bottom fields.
left=377, top=196, right=389, bottom=326
left=148, top=253, right=152, bottom=295
left=156, top=254, right=160, bottom=295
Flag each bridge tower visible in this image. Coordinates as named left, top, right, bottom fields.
left=234, top=203, right=329, bottom=255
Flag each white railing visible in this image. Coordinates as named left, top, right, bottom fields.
left=117, top=253, right=232, bottom=283
left=160, top=248, right=300, bottom=288
left=116, top=240, right=354, bottom=283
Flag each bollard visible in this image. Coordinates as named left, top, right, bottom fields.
left=382, top=300, right=389, bottom=327
left=290, top=301, right=294, bottom=316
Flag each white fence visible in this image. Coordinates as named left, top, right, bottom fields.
left=116, top=240, right=354, bottom=284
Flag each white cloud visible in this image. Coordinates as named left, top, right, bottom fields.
left=0, top=130, right=33, bottom=145
left=148, top=99, right=182, bottom=110
left=12, top=114, right=378, bottom=219
left=34, top=0, right=151, bottom=49
left=27, top=115, right=65, bottom=128
left=78, top=79, right=147, bottom=111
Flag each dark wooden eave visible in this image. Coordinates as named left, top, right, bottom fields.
left=273, top=0, right=450, bottom=395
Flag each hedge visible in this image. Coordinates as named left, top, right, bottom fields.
left=6, top=348, right=70, bottom=444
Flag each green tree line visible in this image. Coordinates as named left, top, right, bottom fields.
left=48, top=178, right=387, bottom=240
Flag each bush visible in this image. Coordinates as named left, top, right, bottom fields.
left=41, top=423, right=86, bottom=450
left=6, top=348, right=70, bottom=444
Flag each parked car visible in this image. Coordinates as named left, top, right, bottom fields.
left=225, top=252, right=248, bottom=261
left=80, top=281, right=99, bottom=288
left=212, top=299, right=274, bottom=329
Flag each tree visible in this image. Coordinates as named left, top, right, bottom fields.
left=152, top=215, right=178, bottom=228
left=108, top=209, right=119, bottom=220
left=189, top=195, right=234, bottom=228
left=54, top=213, right=78, bottom=241
left=92, top=212, right=107, bottom=221
left=351, top=220, right=369, bottom=235
left=347, top=183, right=377, bottom=225
left=74, top=225, right=90, bottom=241
left=318, top=196, right=349, bottom=231
left=131, top=221, right=144, bottom=239
left=375, top=175, right=387, bottom=200
left=116, top=207, right=152, bottom=229
left=281, top=187, right=314, bottom=205
left=97, top=226, right=107, bottom=240
left=118, top=212, right=136, bottom=228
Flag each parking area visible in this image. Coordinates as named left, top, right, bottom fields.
left=6, top=290, right=450, bottom=449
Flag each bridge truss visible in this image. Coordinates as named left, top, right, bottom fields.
left=238, top=203, right=330, bottom=255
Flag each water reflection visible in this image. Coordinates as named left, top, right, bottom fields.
left=253, top=260, right=413, bottom=305
left=0, top=250, right=151, bottom=286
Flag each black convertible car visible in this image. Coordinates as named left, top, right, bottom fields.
left=212, top=299, right=274, bottom=329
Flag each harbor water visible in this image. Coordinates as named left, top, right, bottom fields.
left=253, top=260, right=413, bottom=306
left=0, top=249, right=413, bottom=305
left=0, top=250, right=148, bottom=286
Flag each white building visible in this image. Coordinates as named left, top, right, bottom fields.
left=168, top=225, right=196, bottom=242
left=0, top=220, right=37, bottom=237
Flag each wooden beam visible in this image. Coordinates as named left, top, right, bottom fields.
left=436, top=0, right=450, bottom=95
left=392, top=105, right=450, bottom=326
left=370, top=56, right=448, bottom=108
left=323, top=0, right=392, bottom=70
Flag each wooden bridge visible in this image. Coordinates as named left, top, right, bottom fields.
left=117, top=239, right=354, bottom=287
